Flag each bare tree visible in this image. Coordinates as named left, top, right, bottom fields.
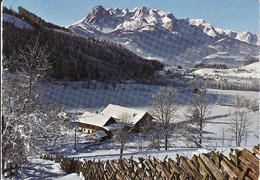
left=229, top=110, right=252, bottom=146
left=185, top=93, right=211, bottom=148
left=221, top=127, right=225, bottom=149
left=112, top=113, right=130, bottom=158
left=135, top=135, right=144, bottom=152
left=249, top=99, right=259, bottom=111
left=218, top=94, right=224, bottom=106
left=182, top=122, right=191, bottom=148
left=151, top=88, right=179, bottom=150
left=2, top=36, right=65, bottom=177
left=73, top=111, right=78, bottom=151
left=234, top=95, right=246, bottom=109
left=147, top=122, right=161, bottom=151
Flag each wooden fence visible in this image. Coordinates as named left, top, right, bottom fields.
left=41, top=145, right=260, bottom=179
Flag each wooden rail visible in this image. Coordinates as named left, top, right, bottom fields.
left=40, top=144, right=260, bottom=179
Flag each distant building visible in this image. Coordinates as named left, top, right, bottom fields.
left=93, top=130, right=109, bottom=141
left=193, top=87, right=207, bottom=95
left=101, top=104, right=153, bottom=132
left=182, top=75, right=194, bottom=81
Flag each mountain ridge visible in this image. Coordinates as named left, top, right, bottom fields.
left=68, top=6, right=259, bottom=67
left=183, top=18, right=259, bottom=45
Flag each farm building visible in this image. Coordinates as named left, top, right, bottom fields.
left=92, top=130, right=109, bottom=141
left=101, top=104, right=153, bottom=132
left=78, top=112, right=116, bottom=136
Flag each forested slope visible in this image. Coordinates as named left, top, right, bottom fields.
left=3, top=7, right=163, bottom=81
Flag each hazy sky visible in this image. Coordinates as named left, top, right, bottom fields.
left=3, top=0, right=259, bottom=33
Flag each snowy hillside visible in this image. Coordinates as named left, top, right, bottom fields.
left=175, top=38, right=259, bottom=68
left=3, top=13, right=33, bottom=29
left=68, top=6, right=259, bottom=67
left=193, top=62, right=260, bottom=79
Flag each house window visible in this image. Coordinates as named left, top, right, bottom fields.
left=88, top=130, right=90, bottom=134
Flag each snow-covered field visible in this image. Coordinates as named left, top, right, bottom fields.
left=21, top=83, right=259, bottom=179
left=42, top=82, right=259, bottom=150
left=193, top=62, right=260, bottom=79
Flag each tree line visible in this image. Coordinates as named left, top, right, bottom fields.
left=3, top=6, right=68, bottom=31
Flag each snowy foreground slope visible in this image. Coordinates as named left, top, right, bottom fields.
left=193, top=62, right=260, bottom=79
left=17, top=83, right=259, bottom=179
left=18, top=156, right=81, bottom=180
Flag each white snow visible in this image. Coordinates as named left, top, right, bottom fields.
left=39, top=82, right=259, bottom=161
left=79, top=112, right=114, bottom=128
left=94, top=130, right=108, bottom=138
left=19, top=145, right=257, bottom=179
left=70, top=6, right=176, bottom=34
left=103, top=123, right=117, bottom=131
left=188, top=19, right=259, bottom=45
left=242, top=62, right=260, bottom=73
left=101, top=104, right=148, bottom=126
left=17, top=83, right=259, bottom=179
left=216, top=28, right=260, bottom=45
left=68, top=6, right=259, bottom=66
left=19, top=156, right=68, bottom=179
left=56, top=173, right=81, bottom=180
left=193, top=62, right=260, bottom=79
left=186, top=18, right=217, bottom=37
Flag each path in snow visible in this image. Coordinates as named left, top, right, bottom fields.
left=19, top=156, right=80, bottom=180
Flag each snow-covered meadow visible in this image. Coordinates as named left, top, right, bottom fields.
left=41, top=82, right=259, bottom=155
left=193, top=62, right=260, bottom=79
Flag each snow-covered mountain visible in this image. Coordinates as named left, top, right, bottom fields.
left=184, top=18, right=260, bottom=45
left=68, top=6, right=259, bottom=67
left=216, top=29, right=259, bottom=46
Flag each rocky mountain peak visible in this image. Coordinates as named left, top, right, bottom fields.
left=68, top=6, right=259, bottom=67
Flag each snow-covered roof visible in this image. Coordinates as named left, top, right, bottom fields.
left=94, top=130, right=107, bottom=139
left=78, top=112, right=114, bottom=127
left=101, top=104, right=149, bottom=127
left=103, top=123, right=117, bottom=131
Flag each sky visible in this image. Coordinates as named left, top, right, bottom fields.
left=3, top=0, right=259, bottom=33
